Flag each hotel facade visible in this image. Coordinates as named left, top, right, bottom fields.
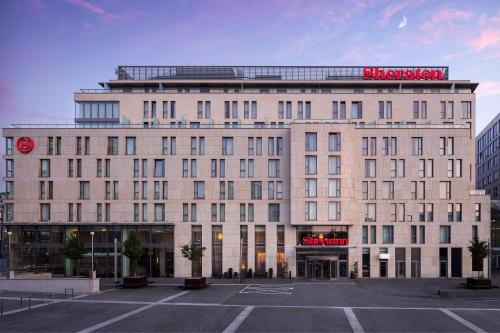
left=1, top=66, right=490, bottom=279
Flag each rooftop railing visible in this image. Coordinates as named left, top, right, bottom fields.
left=115, top=65, right=450, bottom=81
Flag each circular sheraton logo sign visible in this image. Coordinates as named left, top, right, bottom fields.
left=16, top=137, right=35, bottom=154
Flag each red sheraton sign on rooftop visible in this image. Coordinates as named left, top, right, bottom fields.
left=363, top=67, right=444, bottom=81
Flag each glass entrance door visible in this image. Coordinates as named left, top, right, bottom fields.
left=380, top=260, right=388, bottom=278
left=331, top=260, right=338, bottom=278
left=314, top=260, right=330, bottom=279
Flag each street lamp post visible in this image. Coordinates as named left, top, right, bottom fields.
left=90, top=231, right=95, bottom=277
left=114, top=238, right=118, bottom=283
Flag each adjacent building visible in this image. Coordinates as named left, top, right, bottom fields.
left=476, top=112, right=500, bottom=200
left=2, top=66, right=490, bottom=279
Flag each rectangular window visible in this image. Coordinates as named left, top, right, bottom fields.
left=305, top=179, right=317, bottom=198
left=126, top=137, right=136, bottom=155
left=194, top=181, right=205, bottom=199
left=305, top=202, right=317, bottom=221
left=154, top=159, right=165, bottom=177
left=268, top=204, right=280, bottom=222
left=419, top=226, right=426, bottom=244
left=183, top=203, right=188, bottom=222
left=328, top=202, right=341, bottom=220
left=40, top=159, right=50, bottom=177
left=40, top=203, right=50, bottom=222
left=222, top=137, right=234, bottom=155
left=352, top=101, right=362, bottom=119
left=328, top=156, right=341, bottom=175
left=79, top=181, right=90, bottom=199
left=190, top=159, right=197, bottom=177
left=461, top=101, right=471, bottom=119
left=328, top=179, right=341, bottom=198
left=305, top=133, right=317, bottom=152
left=170, top=137, right=176, bottom=155
left=244, top=101, right=249, bottom=119
left=155, top=204, right=165, bottom=222
left=305, top=156, right=317, bottom=175
left=329, top=133, right=341, bottom=152
left=411, top=226, right=417, bottom=244
left=440, top=226, right=451, bottom=244
left=6, top=137, right=13, bottom=155
left=475, top=203, right=481, bottom=222
left=183, top=159, right=188, bottom=178
left=439, top=181, right=451, bottom=199
left=107, top=137, right=119, bottom=155
left=382, top=226, right=394, bottom=244
left=268, top=160, right=280, bottom=178
left=411, top=137, right=423, bottom=156
left=365, top=159, right=376, bottom=178
left=251, top=181, right=262, bottom=200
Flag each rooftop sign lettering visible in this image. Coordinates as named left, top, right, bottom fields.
left=363, top=67, right=444, bottom=81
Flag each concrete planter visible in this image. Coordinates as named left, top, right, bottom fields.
left=466, top=278, right=492, bottom=289
left=183, top=277, right=209, bottom=289
left=123, top=276, right=149, bottom=288
left=0, top=278, right=100, bottom=294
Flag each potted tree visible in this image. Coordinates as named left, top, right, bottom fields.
left=466, top=238, right=491, bottom=289
left=123, top=231, right=147, bottom=288
left=181, top=244, right=207, bottom=289
left=61, top=233, right=86, bottom=277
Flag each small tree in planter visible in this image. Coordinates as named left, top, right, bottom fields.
left=181, top=244, right=207, bottom=289
left=468, top=238, right=488, bottom=279
left=62, top=233, right=86, bottom=277
left=123, top=231, right=146, bottom=287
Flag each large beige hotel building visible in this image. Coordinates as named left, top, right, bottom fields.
left=1, top=66, right=490, bottom=279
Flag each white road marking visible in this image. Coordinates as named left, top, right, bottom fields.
left=239, top=284, right=294, bottom=295
left=344, top=307, right=365, bottom=333
left=440, top=309, right=487, bottom=333
left=222, top=305, right=255, bottom=333
left=1, top=294, right=87, bottom=316
left=76, top=290, right=190, bottom=333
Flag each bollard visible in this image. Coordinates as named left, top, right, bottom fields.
left=52, top=292, right=55, bottom=304
left=28, top=297, right=31, bottom=310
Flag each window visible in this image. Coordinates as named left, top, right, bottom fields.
left=240, top=159, right=246, bottom=178
left=143, top=101, right=149, bottom=118
left=154, top=159, right=165, bottom=177
left=6, top=181, right=14, bottom=199
left=440, top=137, right=454, bottom=155
left=382, top=226, right=394, bottom=244
left=107, top=137, right=119, bottom=155
left=305, top=133, right=317, bottom=152
left=155, top=204, right=165, bottom=221
left=305, top=156, right=317, bottom=175
left=40, top=159, right=50, bottom=177
left=362, top=181, right=376, bottom=200
left=427, top=203, right=434, bottom=222
left=328, top=156, right=341, bottom=175
left=142, top=203, right=147, bottom=222
left=170, top=137, right=176, bottom=155
left=244, top=101, right=250, bottom=119
left=456, top=203, right=462, bottom=222
left=305, top=202, right=317, bottom=221
left=382, top=181, right=394, bottom=200
left=352, top=101, right=362, bottom=119
left=183, top=203, right=189, bottom=222
left=329, top=179, right=341, bottom=197
left=6, top=137, right=13, bottom=155
left=419, top=226, right=426, bottom=244
left=190, top=159, right=197, bottom=177
left=411, top=137, right=423, bottom=156
left=162, top=137, right=168, bottom=155
left=79, top=181, right=90, bottom=199
left=365, top=203, right=376, bottom=222
left=329, top=133, right=341, bottom=151
left=194, top=181, right=205, bottom=199
left=142, top=181, right=148, bottom=199
left=6, top=159, right=14, bottom=177
left=475, top=203, right=481, bottom=222
left=365, top=160, right=376, bottom=178
left=256, top=137, right=262, bottom=155
left=461, top=101, right=471, bottom=119
left=439, top=181, right=451, bottom=199
left=268, top=204, right=280, bottom=222
left=191, top=204, right=197, bottom=222
left=163, top=101, right=168, bottom=118
left=142, top=159, right=148, bottom=177
left=219, top=204, right=225, bottom=222
left=220, top=159, right=226, bottom=177
left=182, top=159, right=188, bottom=178
left=370, top=225, right=376, bottom=244
left=268, top=160, right=280, bottom=178
left=40, top=203, right=50, bottom=222
left=222, top=137, right=234, bottom=155
left=211, top=160, right=217, bottom=178
left=126, top=137, right=136, bottom=155
left=411, top=226, right=417, bottom=244
left=305, top=179, right=317, bottom=198
left=362, top=226, right=368, bottom=244
left=440, top=226, right=451, bottom=243
left=251, top=181, right=262, bottom=199
left=191, top=137, right=197, bottom=155
left=328, top=202, right=341, bottom=220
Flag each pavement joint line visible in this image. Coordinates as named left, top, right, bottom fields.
left=75, top=290, right=190, bottom=333
left=222, top=305, right=255, bottom=333
left=344, top=308, right=365, bottom=333
left=440, top=309, right=488, bottom=333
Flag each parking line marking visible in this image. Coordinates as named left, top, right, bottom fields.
left=344, top=308, right=365, bottom=333
left=76, top=291, right=190, bottom=333
left=222, top=305, right=255, bottom=333
left=440, top=309, right=487, bottom=333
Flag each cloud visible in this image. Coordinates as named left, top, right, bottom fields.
left=476, top=81, right=500, bottom=97
left=65, top=0, right=117, bottom=21
left=24, top=0, right=46, bottom=15
left=379, top=2, right=407, bottom=26
left=418, top=6, right=473, bottom=44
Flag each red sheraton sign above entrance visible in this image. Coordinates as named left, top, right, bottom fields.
left=363, top=67, right=444, bottom=81
left=302, top=237, right=349, bottom=246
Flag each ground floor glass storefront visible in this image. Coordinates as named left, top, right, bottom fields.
left=1, top=225, right=174, bottom=278
left=296, top=226, right=349, bottom=279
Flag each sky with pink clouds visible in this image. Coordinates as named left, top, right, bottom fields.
left=0, top=0, right=499, bottom=133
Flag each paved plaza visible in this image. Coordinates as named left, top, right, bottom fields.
left=1, top=279, right=500, bottom=332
